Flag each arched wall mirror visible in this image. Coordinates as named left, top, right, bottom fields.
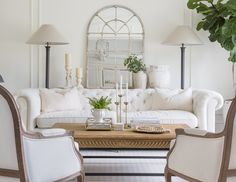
left=86, top=5, right=145, bottom=88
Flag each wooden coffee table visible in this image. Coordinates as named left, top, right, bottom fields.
left=53, top=123, right=189, bottom=149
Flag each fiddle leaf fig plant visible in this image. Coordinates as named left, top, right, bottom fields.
left=187, top=0, right=236, bottom=62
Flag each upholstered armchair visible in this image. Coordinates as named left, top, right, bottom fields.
left=165, top=97, right=236, bottom=182
left=0, top=85, right=84, bottom=182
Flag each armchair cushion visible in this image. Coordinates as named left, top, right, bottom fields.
left=168, top=135, right=225, bottom=182
left=153, top=88, right=193, bottom=112
left=23, top=136, right=82, bottom=182
left=40, top=88, right=81, bottom=113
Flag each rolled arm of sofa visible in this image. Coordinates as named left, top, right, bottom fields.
left=16, top=89, right=41, bottom=131
left=192, top=89, right=223, bottom=132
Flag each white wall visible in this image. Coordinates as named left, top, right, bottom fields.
left=0, top=0, right=233, bottom=99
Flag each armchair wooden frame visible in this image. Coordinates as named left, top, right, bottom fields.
left=165, top=97, right=236, bottom=182
left=0, top=85, right=85, bottom=182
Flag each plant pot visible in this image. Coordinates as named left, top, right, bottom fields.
left=91, top=109, right=106, bottom=123
left=132, top=71, right=147, bottom=89
left=148, top=65, right=170, bottom=88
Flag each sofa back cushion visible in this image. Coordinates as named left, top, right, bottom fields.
left=77, top=89, right=156, bottom=112
left=152, top=88, right=193, bottom=112
left=40, top=88, right=81, bottom=113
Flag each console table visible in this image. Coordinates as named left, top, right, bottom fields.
left=53, top=123, right=189, bottom=149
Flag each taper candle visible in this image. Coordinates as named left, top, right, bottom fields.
left=125, top=83, right=128, bottom=102
left=120, top=75, right=123, bottom=94
left=116, top=83, right=118, bottom=102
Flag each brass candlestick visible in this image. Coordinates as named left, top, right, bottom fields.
left=124, top=101, right=130, bottom=129
left=118, top=94, right=123, bottom=123
left=76, top=76, right=83, bottom=88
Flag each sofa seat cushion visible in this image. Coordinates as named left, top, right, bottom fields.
left=36, top=110, right=116, bottom=128
left=128, top=110, right=198, bottom=128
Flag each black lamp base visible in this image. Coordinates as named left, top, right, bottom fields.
left=45, top=44, right=50, bottom=88
left=180, top=44, right=186, bottom=89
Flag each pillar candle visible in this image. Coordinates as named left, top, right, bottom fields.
left=76, top=67, right=83, bottom=77
left=116, top=83, right=118, bottom=102
left=65, top=53, right=72, bottom=67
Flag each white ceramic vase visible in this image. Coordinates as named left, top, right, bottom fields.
left=132, top=71, right=147, bottom=89
left=148, top=65, right=170, bottom=88
left=91, top=109, right=105, bottom=123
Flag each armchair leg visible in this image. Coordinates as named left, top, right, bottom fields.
left=165, top=168, right=172, bottom=182
left=77, top=172, right=85, bottom=182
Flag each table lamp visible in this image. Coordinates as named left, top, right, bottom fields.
left=27, top=24, right=69, bottom=88
left=163, top=25, right=202, bottom=89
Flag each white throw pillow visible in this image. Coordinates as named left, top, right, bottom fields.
left=152, top=88, right=193, bottom=112
left=40, top=88, right=81, bottom=113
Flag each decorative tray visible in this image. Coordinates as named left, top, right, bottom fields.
left=86, top=118, right=112, bottom=131
left=135, top=124, right=170, bottom=134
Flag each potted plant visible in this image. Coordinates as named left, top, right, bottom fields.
left=124, top=55, right=147, bottom=88
left=187, top=0, right=236, bottom=120
left=88, top=96, right=112, bottom=123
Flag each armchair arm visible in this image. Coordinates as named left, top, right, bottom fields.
left=175, top=128, right=215, bottom=138
left=37, top=128, right=67, bottom=137
left=192, top=89, right=224, bottom=132
left=182, top=128, right=209, bottom=136
left=167, top=132, right=225, bottom=181
left=16, top=89, right=41, bottom=131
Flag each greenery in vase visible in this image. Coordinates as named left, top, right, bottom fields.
left=187, top=0, right=236, bottom=62
left=88, top=96, right=112, bottom=110
left=123, top=55, right=146, bottom=73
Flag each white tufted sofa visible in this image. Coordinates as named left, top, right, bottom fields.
left=16, top=88, right=223, bottom=132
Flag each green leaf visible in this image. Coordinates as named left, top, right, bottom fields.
left=221, top=37, right=234, bottom=51
left=88, top=96, right=112, bottom=110
left=203, top=15, right=218, bottom=30
left=226, top=0, right=236, bottom=15
left=123, top=55, right=146, bottom=73
left=229, top=46, right=236, bottom=62
left=232, top=35, right=236, bottom=45
left=222, top=18, right=236, bottom=37
left=197, top=21, right=205, bottom=30
left=196, top=3, right=211, bottom=13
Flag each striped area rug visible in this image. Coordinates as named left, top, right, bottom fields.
left=80, top=149, right=186, bottom=182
